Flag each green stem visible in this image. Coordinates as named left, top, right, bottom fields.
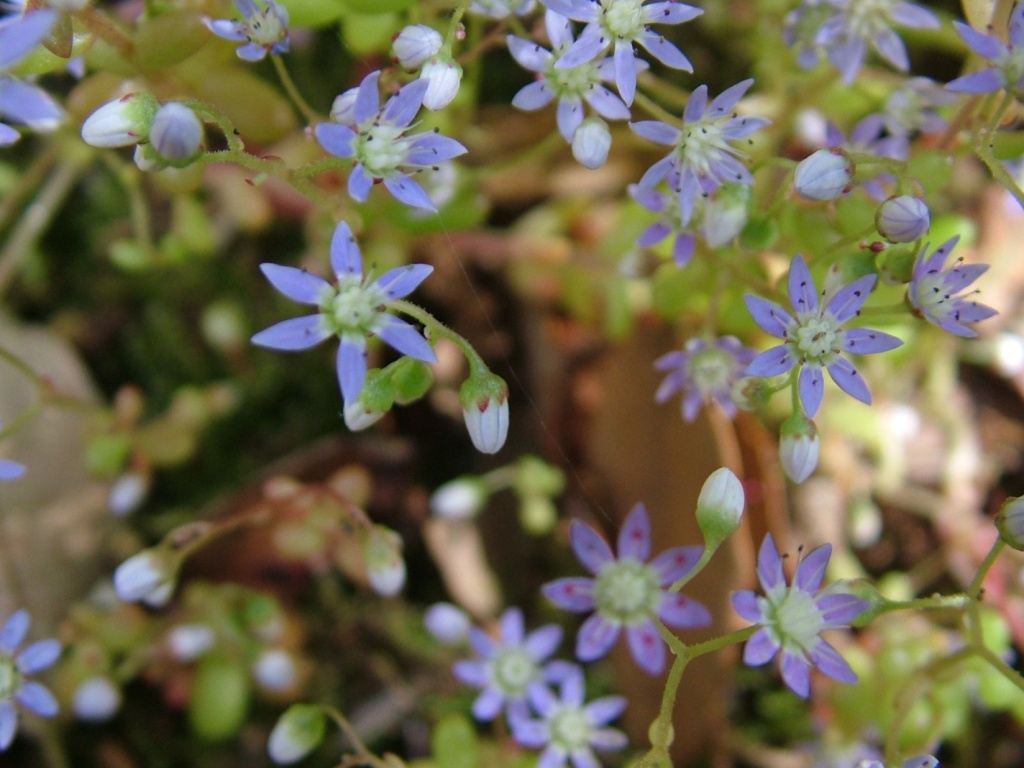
left=824, top=223, right=877, bottom=256
left=388, top=299, right=488, bottom=376
left=325, top=706, right=391, bottom=768
left=967, top=538, right=1005, bottom=598
left=272, top=55, right=322, bottom=125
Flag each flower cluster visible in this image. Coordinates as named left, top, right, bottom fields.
left=908, top=236, right=997, bottom=338
left=205, top=0, right=290, bottom=62
left=947, top=3, right=1024, bottom=96
left=543, top=503, right=710, bottom=675
left=654, top=336, right=758, bottom=422
left=251, top=220, right=437, bottom=405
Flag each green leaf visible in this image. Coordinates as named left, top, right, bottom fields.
left=432, top=714, right=479, bottom=768
left=191, top=69, right=296, bottom=144
left=188, top=657, right=251, bottom=741
left=133, top=11, right=209, bottom=71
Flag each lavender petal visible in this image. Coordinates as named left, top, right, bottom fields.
left=616, top=503, right=651, bottom=560
left=575, top=613, right=619, bottom=662
left=375, top=315, right=436, bottom=363
left=825, top=357, right=872, bottom=405
left=569, top=519, right=615, bottom=574
left=626, top=620, right=665, bottom=674
left=337, top=337, right=368, bottom=404
left=798, top=364, right=825, bottom=417
left=259, top=264, right=329, bottom=304
left=251, top=315, right=331, bottom=351
left=742, top=628, right=779, bottom=666
left=543, top=577, right=597, bottom=612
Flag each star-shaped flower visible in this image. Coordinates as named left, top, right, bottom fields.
left=907, top=236, right=997, bottom=338
left=0, top=10, right=64, bottom=146
left=508, top=11, right=632, bottom=145
left=315, top=71, right=467, bottom=211
left=0, top=610, right=61, bottom=750
left=631, top=79, right=770, bottom=226
left=947, top=3, right=1024, bottom=96
left=251, top=221, right=437, bottom=405
left=510, top=664, right=627, bottom=768
left=744, top=254, right=903, bottom=417
left=453, top=607, right=563, bottom=723
left=731, top=533, right=868, bottom=698
left=540, top=0, right=702, bottom=105
left=542, top=503, right=710, bottom=675
left=655, top=336, right=758, bottom=422
left=205, top=0, right=290, bottom=62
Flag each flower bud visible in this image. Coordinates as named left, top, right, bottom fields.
left=81, top=92, right=160, bottom=148
left=420, top=57, right=462, bottom=110
left=793, top=148, right=854, bottom=200
left=460, top=373, right=509, bottom=454
left=392, top=24, right=443, bottom=70
left=731, top=376, right=771, bottom=412
left=572, top=117, right=611, bottom=169
left=149, top=102, right=203, bottom=166
left=72, top=677, right=121, bottom=722
left=166, top=623, right=215, bottom=661
left=268, top=704, right=326, bottom=765
left=343, top=398, right=386, bottom=431
left=330, top=87, right=359, bottom=126
left=424, top=602, right=470, bottom=644
left=253, top=649, right=297, bottom=693
left=996, top=496, right=1024, bottom=550
left=695, top=467, right=745, bottom=548
left=779, top=413, right=819, bottom=483
left=875, top=195, right=930, bottom=243
left=519, top=494, right=558, bottom=535
left=108, top=470, right=150, bottom=517
left=113, top=549, right=176, bottom=603
left=430, top=476, right=488, bottom=519
left=364, top=525, right=406, bottom=596
left=702, top=184, right=750, bottom=248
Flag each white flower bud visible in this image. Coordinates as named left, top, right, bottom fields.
left=430, top=476, right=488, bottom=519
left=571, top=117, right=611, bottom=169
left=166, top=623, right=215, bottom=661
left=81, top=92, right=160, bottom=148
left=364, top=526, right=406, bottom=596
left=392, top=24, right=443, bottom=70
left=420, top=57, right=462, bottom=110
left=72, top=677, right=121, bottom=722
left=268, top=704, right=326, bottom=765
left=695, top=467, right=744, bottom=548
left=108, top=471, right=150, bottom=517
left=702, top=184, right=750, bottom=248
left=875, top=195, right=930, bottom=243
left=113, top=549, right=175, bottom=603
left=149, top=102, right=203, bottom=165
left=424, top=602, right=471, bottom=644
left=779, top=414, right=820, bottom=483
left=460, top=374, right=509, bottom=455
left=330, top=88, right=359, bottom=126
left=343, top=398, right=386, bottom=431
left=253, top=649, right=297, bottom=692
left=794, top=148, right=854, bottom=201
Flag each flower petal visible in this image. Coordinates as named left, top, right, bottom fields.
left=810, top=640, right=857, bottom=683
left=0, top=11, right=57, bottom=71
left=731, top=590, right=762, bottom=622
left=616, top=503, right=650, bottom=560
left=575, top=613, right=619, bottom=662
left=746, top=345, right=796, bottom=378
left=629, top=120, right=679, bottom=146
left=543, top=577, right=596, bottom=612
left=780, top=651, right=811, bottom=697
left=471, top=687, right=505, bottom=721
left=649, top=545, right=702, bottom=584
left=788, top=255, right=818, bottom=315
left=314, top=122, right=356, bottom=158
left=382, top=79, right=428, bottom=127
left=825, top=357, right=872, bottom=405
left=798, top=364, right=825, bottom=417
left=251, top=315, right=330, bottom=351
left=745, top=294, right=793, bottom=338
left=15, top=681, right=57, bottom=717
left=756, top=534, right=785, bottom=590
left=330, top=221, right=362, bottom=278
left=525, top=625, right=563, bottom=660
left=0, top=611, right=28, bottom=655
left=259, top=264, right=329, bottom=304
left=375, top=263, right=433, bottom=300
left=569, top=520, right=614, bottom=575
left=585, top=695, right=627, bottom=727
left=818, top=593, right=869, bottom=626
left=512, top=81, right=555, bottom=111
left=840, top=328, right=903, bottom=354
left=453, top=659, right=489, bottom=686
left=336, top=337, right=368, bottom=403
left=0, top=702, right=15, bottom=750
left=794, top=543, right=831, bottom=592
left=825, top=274, right=875, bottom=322
left=658, top=592, right=711, bottom=628
left=16, top=639, right=60, bottom=675
left=743, top=627, right=779, bottom=666
left=384, top=174, right=436, bottom=211
left=638, top=30, right=692, bottom=71
left=626, top=620, right=665, bottom=674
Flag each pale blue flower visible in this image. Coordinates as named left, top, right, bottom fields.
left=315, top=71, right=467, bottom=211
left=508, top=11, right=632, bottom=144
left=947, top=3, right=1024, bottom=95
left=204, top=0, right=289, bottom=62
left=543, top=503, right=710, bottom=675
left=655, top=336, right=758, bottom=422
left=744, top=254, right=903, bottom=417
left=453, top=607, right=563, bottom=723
left=908, top=236, right=997, bottom=338
left=510, top=664, right=627, bottom=768
left=631, top=80, right=770, bottom=226
left=0, top=10, right=63, bottom=145
left=251, top=221, right=437, bottom=405
left=540, top=0, right=701, bottom=105
left=0, top=610, right=61, bottom=750
left=732, top=534, right=868, bottom=698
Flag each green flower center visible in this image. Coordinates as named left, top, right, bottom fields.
left=0, top=656, right=20, bottom=701
left=547, top=59, right=600, bottom=98
left=355, top=123, right=409, bottom=178
left=593, top=559, right=661, bottom=625
left=677, top=121, right=742, bottom=179
left=762, top=586, right=824, bottom=654
left=601, top=0, right=645, bottom=39
left=845, top=0, right=895, bottom=38
left=247, top=7, right=287, bottom=48
left=687, top=347, right=735, bottom=396
left=320, top=278, right=384, bottom=337
left=490, top=647, right=538, bottom=697
left=549, top=706, right=592, bottom=751
left=790, top=316, right=840, bottom=364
